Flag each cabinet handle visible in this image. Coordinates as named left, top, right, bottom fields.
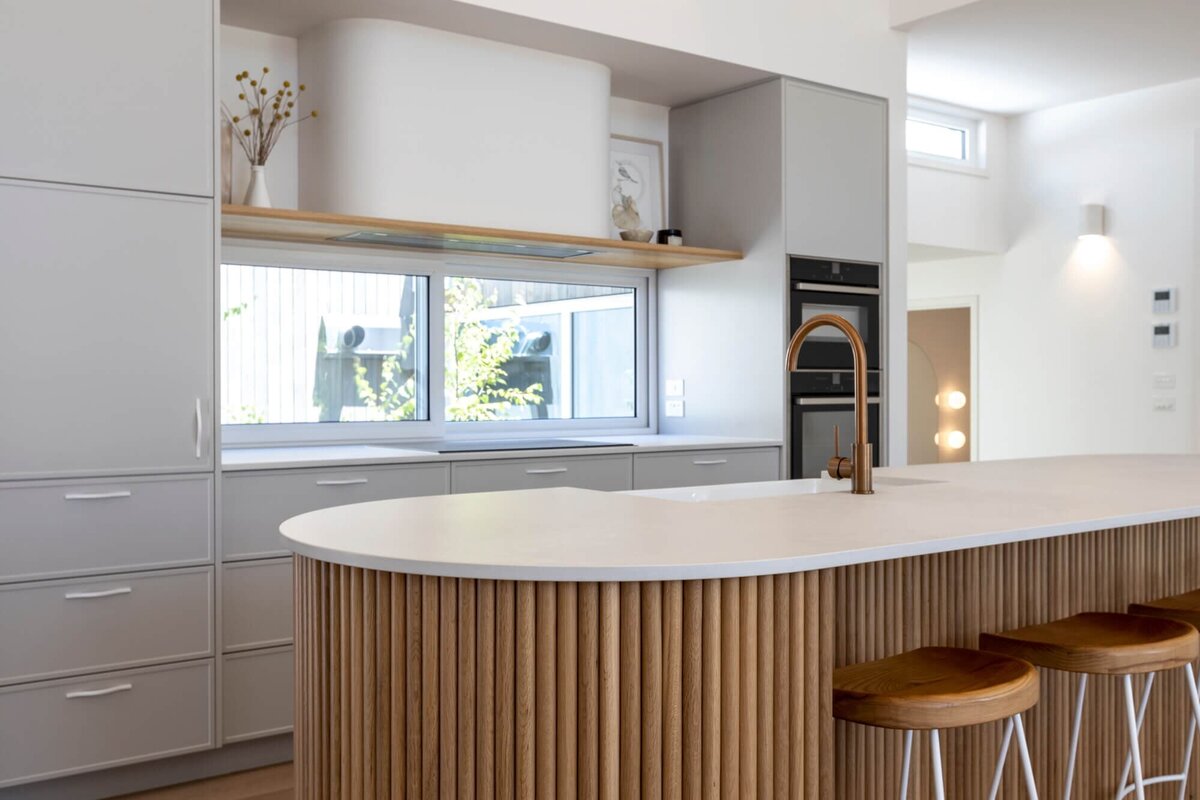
left=64, top=491, right=132, bottom=501
left=525, top=467, right=568, bottom=475
left=64, top=587, right=132, bottom=600
left=315, top=478, right=369, bottom=486
left=66, top=683, right=133, bottom=699
left=692, top=459, right=729, bottom=466
left=194, top=398, right=203, bottom=460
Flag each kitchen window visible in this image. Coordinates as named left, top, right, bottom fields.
left=907, top=102, right=985, bottom=171
left=221, top=245, right=651, bottom=444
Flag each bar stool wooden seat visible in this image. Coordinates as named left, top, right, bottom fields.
left=833, top=646, right=1041, bottom=799
left=981, top=612, right=1200, bottom=800
left=1123, top=591, right=1200, bottom=799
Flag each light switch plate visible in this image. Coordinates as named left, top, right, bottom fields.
left=1154, top=373, right=1177, bottom=390
left=664, top=378, right=685, bottom=398
left=665, top=400, right=685, bottom=418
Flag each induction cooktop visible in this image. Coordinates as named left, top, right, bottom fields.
left=434, top=438, right=631, bottom=454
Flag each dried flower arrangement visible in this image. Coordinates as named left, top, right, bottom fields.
left=221, top=67, right=317, bottom=167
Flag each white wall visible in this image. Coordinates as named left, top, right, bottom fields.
left=298, top=18, right=611, bottom=236
left=908, top=103, right=1008, bottom=255
left=220, top=25, right=299, bottom=209
left=462, top=0, right=910, bottom=460
left=911, top=77, right=1200, bottom=458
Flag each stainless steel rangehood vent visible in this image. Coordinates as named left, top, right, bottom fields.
left=334, top=231, right=594, bottom=259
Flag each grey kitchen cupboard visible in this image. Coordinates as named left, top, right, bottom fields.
left=0, top=660, right=214, bottom=788
left=221, top=647, right=293, bottom=744
left=221, top=559, right=292, bottom=652
left=0, top=567, right=212, bottom=686
left=0, top=0, right=213, bottom=196
left=221, top=463, right=451, bottom=560
left=632, top=447, right=780, bottom=490
left=0, top=182, right=214, bottom=479
left=0, top=475, right=213, bottom=583
left=451, top=453, right=633, bottom=494
left=784, top=82, right=887, bottom=264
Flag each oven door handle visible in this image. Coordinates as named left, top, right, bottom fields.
left=792, top=282, right=880, bottom=296
left=794, top=397, right=881, bottom=406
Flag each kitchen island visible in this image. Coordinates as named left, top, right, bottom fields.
left=282, top=455, right=1200, bottom=798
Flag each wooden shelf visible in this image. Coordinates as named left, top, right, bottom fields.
left=221, top=205, right=742, bottom=270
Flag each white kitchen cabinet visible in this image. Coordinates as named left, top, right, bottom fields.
left=633, top=448, right=780, bottom=490
left=0, top=182, right=213, bottom=479
left=784, top=82, right=887, bottom=264
left=451, top=454, right=633, bottom=494
left=0, top=0, right=214, bottom=196
left=221, top=647, right=293, bottom=744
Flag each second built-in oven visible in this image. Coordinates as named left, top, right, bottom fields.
left=789, top=257, right=880, bottom=371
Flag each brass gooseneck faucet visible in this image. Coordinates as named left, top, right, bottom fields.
left=786, top=314, right=874, bottom=495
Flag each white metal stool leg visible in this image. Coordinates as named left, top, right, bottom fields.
left=1174, top=713, right=1196, bottom=800
left=929, top=728, right=946, bottom=800
left=1063, top=673, right=1088, bottom=800
left=899, top=729, right=913, bottom=800
left=987, top=717, right=1015, bottom=800
left=1121, top=674, right=1148, bottom=800
left=1014, top=713, right=1040, bottom=799
left=986, top=714, right=1040, bottom=800
left=1115, top=672, right=1156, bottom=799
left=1180, top=664, right=1200, bottom=800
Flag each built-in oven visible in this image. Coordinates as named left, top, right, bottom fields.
left=790, top=371, right=882, bottom=479
left=789, top=257, right=880, bottom=371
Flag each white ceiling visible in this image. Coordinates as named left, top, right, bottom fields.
left=906, top=0, right=1200, bottom=114
left=220, top=0, right=772, bottom=107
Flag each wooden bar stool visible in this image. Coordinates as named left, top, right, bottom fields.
left=833, top=646, right=1041, bottom=799
left=1123, top=590, right=1200, bottom=800
left=981, top=612, right=1200, bottom=800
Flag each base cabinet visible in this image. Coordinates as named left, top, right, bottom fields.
left=0, top=660, right=214, bottom=789
left=222, top=648, right=294, bottom=744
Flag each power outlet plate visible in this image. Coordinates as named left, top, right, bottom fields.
left=1154, top=396, right=1177, bottom=412
left=1154, top=373, right=1177, bottom=390
left=665, top=399, right=685, bottom=418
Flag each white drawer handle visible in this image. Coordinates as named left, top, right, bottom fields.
left=64, top=491, right=133, bottom=501
left=65, top=587, right=132, bottom=600
left=194, top=398, right=203, bottom=460
left=316, top=478, right=369, bottom=486
left=66, top=683, right=133, bottom=699
left=692, top=459, right=729, bottom=466
left=526, top=467, right=568, bottom=475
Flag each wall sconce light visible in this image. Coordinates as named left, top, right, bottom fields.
left=945, top=390, right=966, bottom=410
left=945, top=430, right=967, bottom=449
left=1079, top=204, right=1106, bottom=239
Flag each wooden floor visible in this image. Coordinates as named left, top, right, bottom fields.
left=114, top=764, right=293, bottom=800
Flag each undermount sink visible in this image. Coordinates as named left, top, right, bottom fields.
left=625, top=475, right=945, bottom=503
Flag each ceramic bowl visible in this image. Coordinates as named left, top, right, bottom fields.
left=619, top=229, right=655, bottom=243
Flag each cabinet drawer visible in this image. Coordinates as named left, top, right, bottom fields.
left=222, top=464, right=450, bottom=560
left=222, top=559, right=292, bottom=652
left=633, top=448, right=780, bottom=490
left=452, top=454, right=633, bottom=494
left=0, top=567, right=212, bottom=686
left=222, top=647, right=294, bottom=743
left=0, top=476, right=213, bottom=583
left=0, top=660, right=214, bottom=788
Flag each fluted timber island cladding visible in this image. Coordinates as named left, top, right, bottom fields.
left=294, top=518, right=1200, bottom=798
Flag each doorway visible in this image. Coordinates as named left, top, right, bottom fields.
left=907, top=299, right=977, bottom=464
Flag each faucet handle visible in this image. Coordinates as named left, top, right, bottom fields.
left=833, top=424, right=841, bottom=459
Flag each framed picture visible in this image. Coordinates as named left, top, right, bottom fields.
left=609, top=135, right=664, bottom=238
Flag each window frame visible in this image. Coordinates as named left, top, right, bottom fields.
left=220, top=239, right=656, bottom=446
left=906, top=100, right=987, bottom=175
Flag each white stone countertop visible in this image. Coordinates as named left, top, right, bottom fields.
left=280, top=455, right=1200, bottom=581
left=220, top=435, right=782, bottom=471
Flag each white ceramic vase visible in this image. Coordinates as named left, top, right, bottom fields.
left=243, top=164, right=272, bottom=208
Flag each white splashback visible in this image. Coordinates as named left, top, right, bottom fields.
left=298, top=18, right=611, bottom=236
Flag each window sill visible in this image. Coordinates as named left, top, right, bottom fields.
left=908, top=155, right=989, bottom=178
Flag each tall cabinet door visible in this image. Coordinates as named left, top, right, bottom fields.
left=0, top=181, right=213, bottom=478
left=0, top=0, right=213, bottom=196
left=784, top=82, right=887, bottom=264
